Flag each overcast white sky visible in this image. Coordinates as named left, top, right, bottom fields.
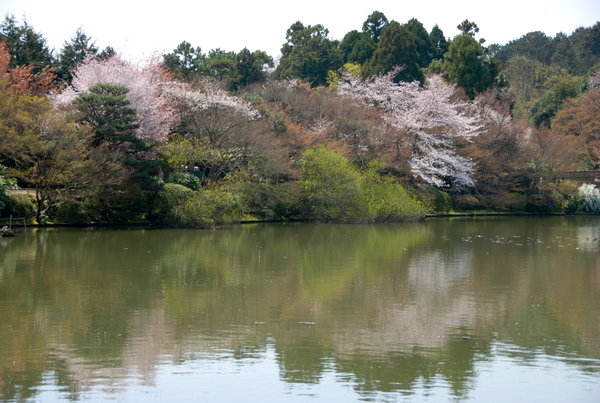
left=1, top=0, right=598, bottom=62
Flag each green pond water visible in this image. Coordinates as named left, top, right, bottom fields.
left=0, top=216, right=599, bottom=402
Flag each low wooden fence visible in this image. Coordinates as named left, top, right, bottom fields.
left=550, top=171, right=599, bottom=185
left=0, top=215, right=27, bottom=230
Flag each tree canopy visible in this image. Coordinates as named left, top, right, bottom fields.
left=276, top=21, right=343, bottom=87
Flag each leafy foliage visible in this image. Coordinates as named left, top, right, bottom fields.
left=0, top=41, right=56, bottom=96
left=276, top=21, right=343, bottom=87
left=340, top=31, right=376, bottom=65
left=530, top=78, right=581, bottom=126
left=405, top=18, right=436, bottom=68
left=173, top=187, right=244, bottom=228
left=72, top=83, right=163, bottom=222
left=56, top=28, right=99, bottom=84
left=362, top=11, right=388, bottom=43
left=443, top=33, right=497, bottom=98
left=551, top=85, right=600, bottom=165
left=494, top=23, right=600, bottom=76
left=0, top=170, right=16, bottom=212
left=238, top=181, right=300, bottom=221
left=2, top=13, right=600, bottom=224
left=3, top=192, right=36, bottom=221
left=167, top=172, right=200, bottom=191
left=153, top=183, right=195, bottom=225
left=72, top=83, right=140, bottom=148
left=0, top=15, right=53, bottom=75
left=227, top=48, right=273, bottom=91
left=429, top=24, right=449, bottom=60
left=163, top=41, right=203, bottom=81
left=300, top=146, right=365, bottom=221
left=299, top=147, right=424, bottom=222
left=365, top=21, right=424, bottom=84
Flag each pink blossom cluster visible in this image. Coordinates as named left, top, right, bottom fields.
left=53, top=53, right=176, bottom=142
left=590, top=70, right=600, bottom=92
left=165, top=79, right=259, bottom=119
left=339, top=69, right=481, bottom=188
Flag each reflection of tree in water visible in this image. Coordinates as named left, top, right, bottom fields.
left=276, top=339, right=333, bottom=384
left=326, top=245, right=482, bottom=399
left=1, top=219, right=599, bottom=400
left=335, top=338, right=486, bottom=400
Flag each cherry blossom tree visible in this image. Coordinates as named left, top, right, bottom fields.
left=165, top=78, right=258, bottom=120
left=589, top=70, right=600, bottom=91
left=52, top=53, right=175, bottom=142
left=165, top=78, right=290, bottom=185
left=338, top=68, right=481, bottom=187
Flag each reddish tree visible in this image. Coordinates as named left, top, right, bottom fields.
left=0, top=42, right=56, bottom=95
left=552, top=85, right=600, bottom=167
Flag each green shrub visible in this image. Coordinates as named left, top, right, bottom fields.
left=525, top=195, right=554, bottom=214
left=54, top=199, right=90, bottom=224
left=300, top=147, right=365, bottom=222
left=451, top=194, right=486, bottom=211
left=484, top=192, right=526, bottom=212
left=539, top=180, right=580, bottom=213
left=154, top=183, right=196, bottom=226
left=83, top=186, right=145, bottom=223
left=173, top=188, right=244, bottom=228
left=3, top=193, right=36, bottom=221
left=0, top=174, right=17, bottom=213
left=238, top=181, right=300, bottom=221
left=167, top=172, right=201, bottom=191
left=299, top=147, right=425, bottom=222
left=427, top=187, right=453, bottom=213
left=361, top=167, right=425, bottom=221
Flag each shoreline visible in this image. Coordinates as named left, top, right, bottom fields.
left=2, top=212, right=598, bottom=231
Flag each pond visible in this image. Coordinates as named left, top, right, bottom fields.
left=1, top=216, right=599, bottom=402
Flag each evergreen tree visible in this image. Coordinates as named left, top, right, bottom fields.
left=362, top=11, right=389, bottom=43
left=197, top=48, right=236, bottom=79
left=72, top=83, right=161, bottom=220
left=494, top=31, right=554, bottom=64
left=72, top=83, right=140, bottom=149
left=276, top=21, right=342, bottom=87
left=340, top=30, right=376, bottom=64
left=366, top=21, right=424, bottom=84
left=405, top=18, right=436, bottom=68
left=530, top=78, right=581, bottom=126
left=163, top=41, right=203, bottom=81
left=429, top=24, right=449, bottom=60
left=457, top=20, right=480, bottom=37
left=228, top=48, right=273, bottom=91
left=0, top=15, right=54, bottom=74
left=57, top=28, right=98, bottom=84
left=444, top=26, right=499, bottom=98
left=348, top=36, right=377, bottom=65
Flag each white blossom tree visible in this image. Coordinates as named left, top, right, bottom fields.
left=590, top=70, right=600, bottom=91
left=165, top=78, right=290, bottom=184
left=165, top=78, right=259, bottom=121
left=52, top=53, right=176, bottom=142
left=339, top=68, right=481, bottom=188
